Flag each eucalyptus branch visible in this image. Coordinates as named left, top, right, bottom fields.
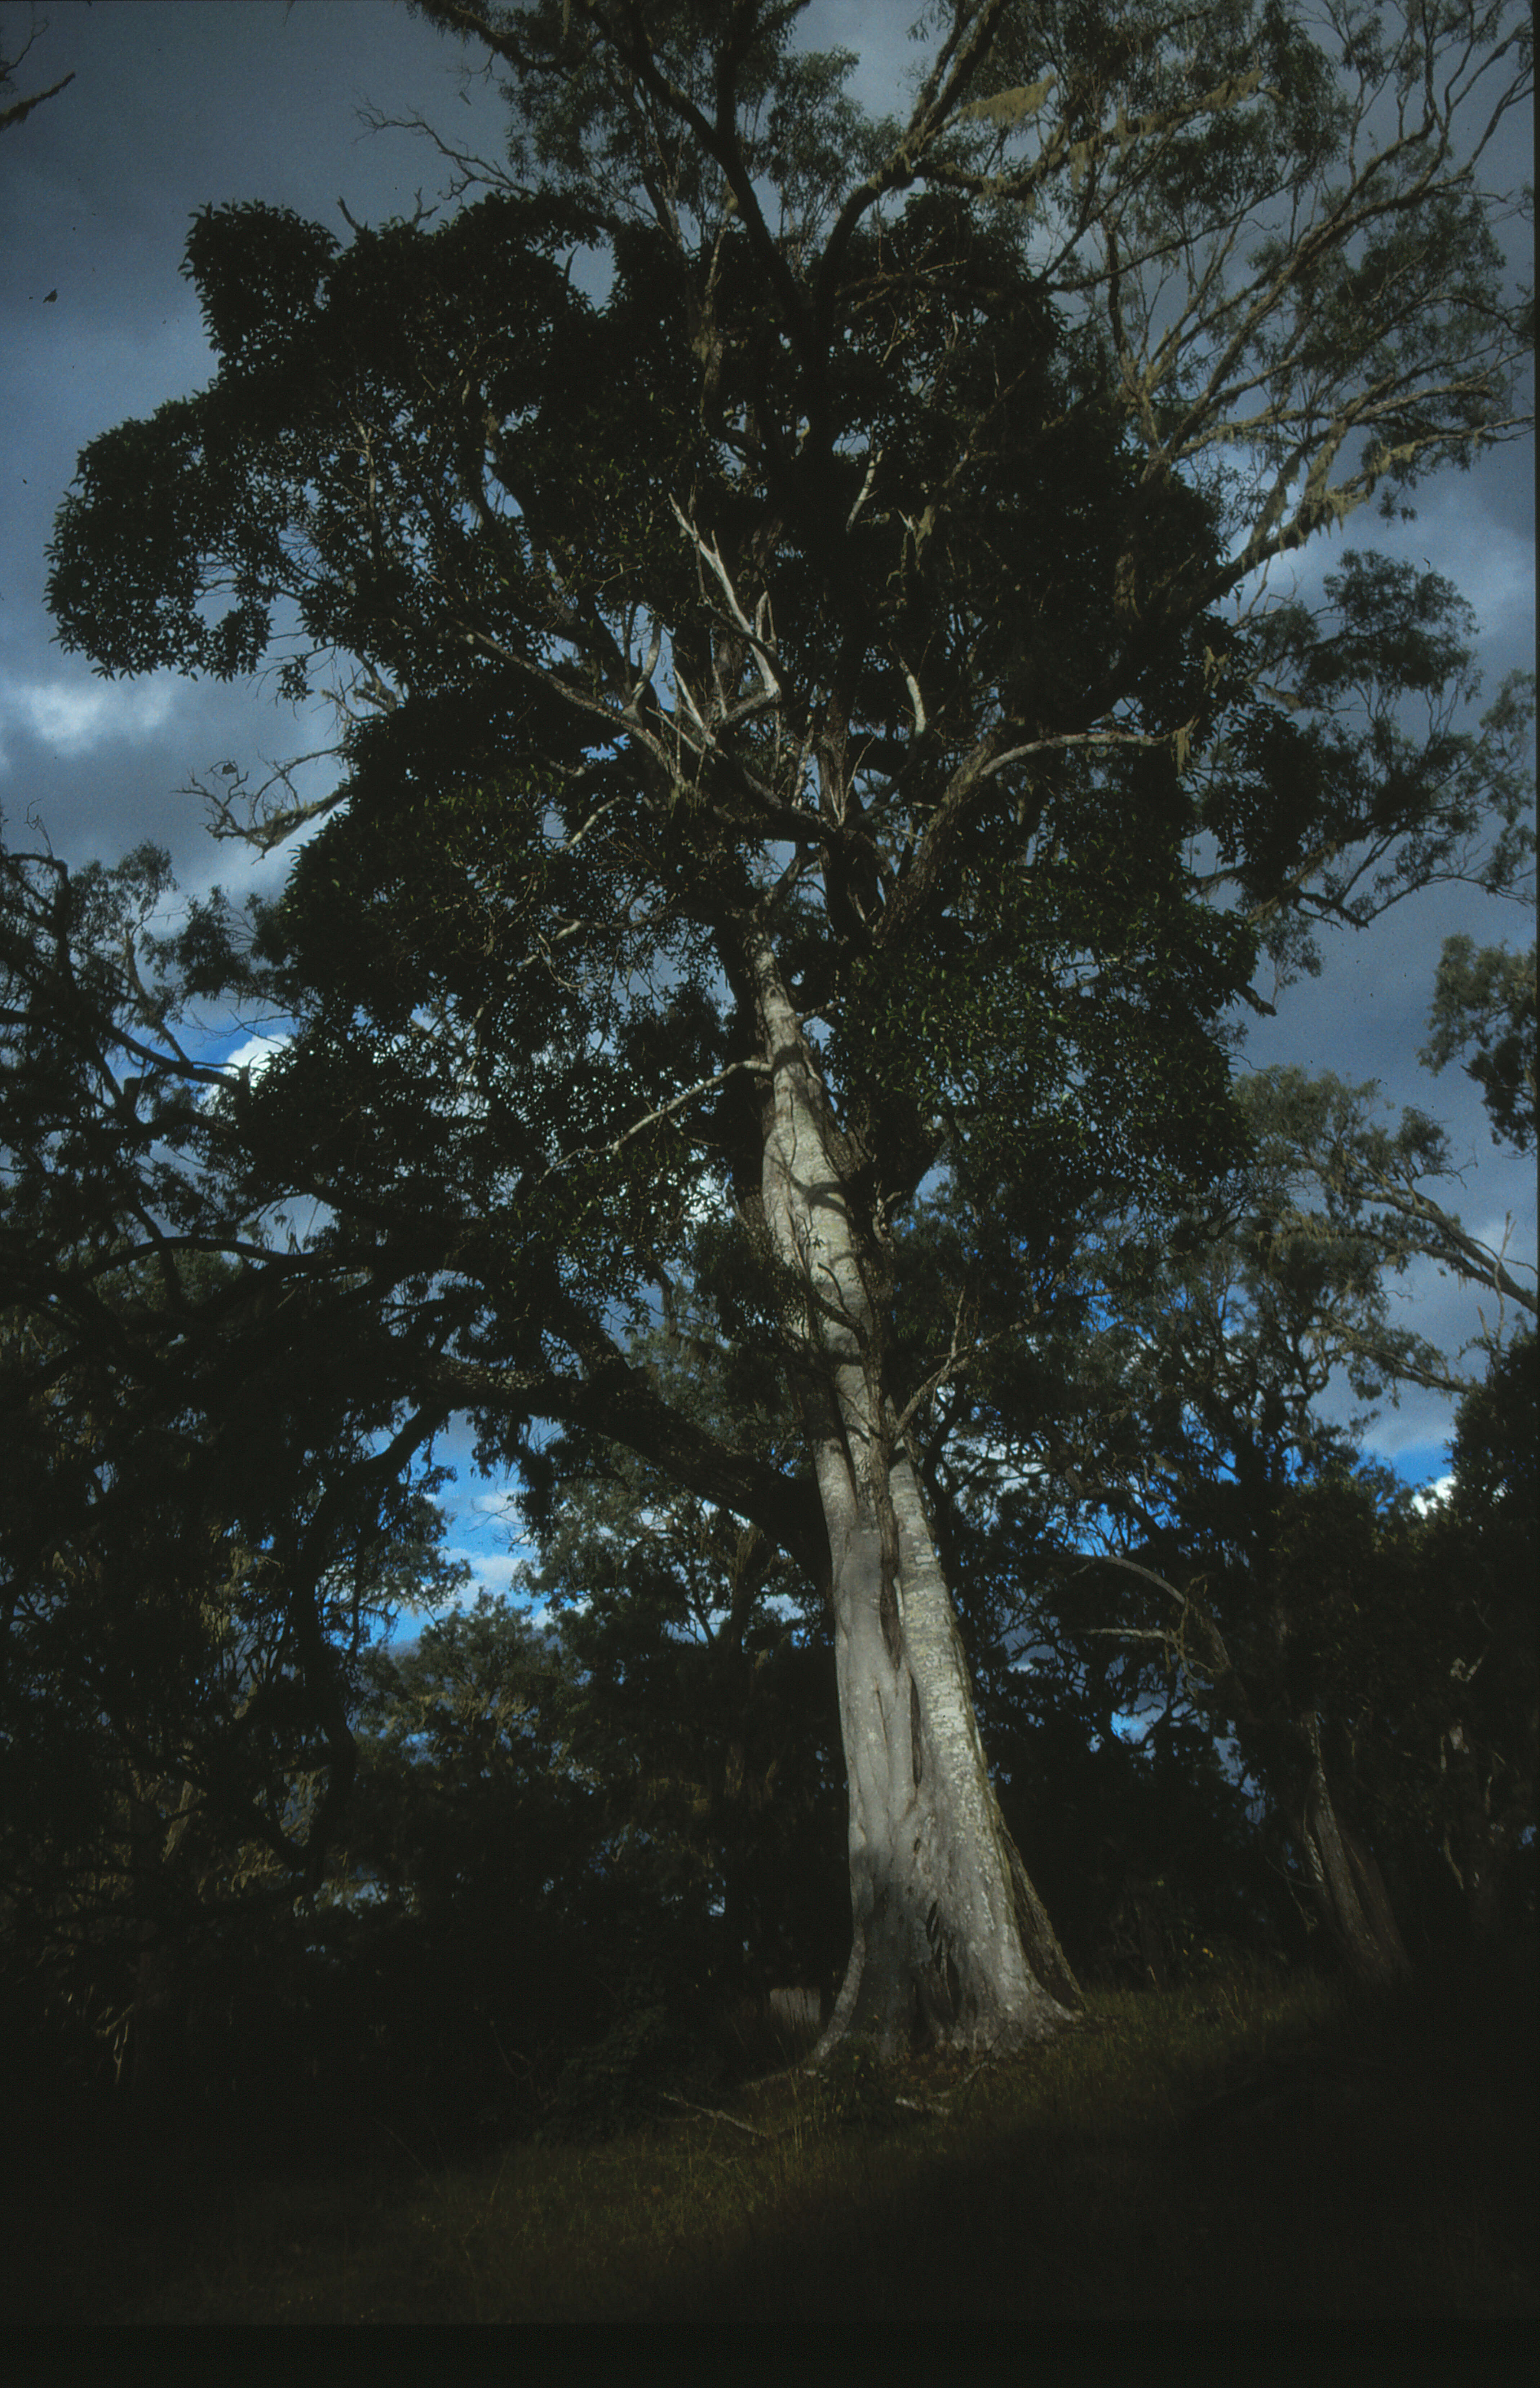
left=1338, top=1177, right=1537, bottom=1320
left=540, top=1056, right=772, bottom=1188
left=187, top=752, right=348, bottom=855
left=876, top=716, right=1194, bottom=954
left=1071, top=1552, right=1236, bottom=1702
left=668, top=499, right=784, bottom=706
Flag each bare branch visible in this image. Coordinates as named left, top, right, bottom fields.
left=541, top=1056, right=772, bottom=1188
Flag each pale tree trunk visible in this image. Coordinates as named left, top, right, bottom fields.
left=1297, top=1715, right=1410, bottom=1988
left=748, top=930, right=1080, bottom=2053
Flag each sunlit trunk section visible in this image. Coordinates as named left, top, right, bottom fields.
left=748, top=927, right=1079, bottom=2050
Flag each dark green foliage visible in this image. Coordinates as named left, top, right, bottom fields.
left=39, top=4, right=1531, bottom=1601
left=1421, top=933, right=1538, bottom=1153
left=0, top=833, right=475, bottom=2120
left=317, top=1586, right=789, bottom=2142
left=49, top=191, right=598, bottom=696
left=511, top=1295, right=849, bottom=1995
left=13, top=0, right=1535, bottom=2079
left=1404, top=1333, right=1538, bottom=1949
left=544, top=1966, right=699, bottom=2142
left=1204, top=558, right=1535, bottom=982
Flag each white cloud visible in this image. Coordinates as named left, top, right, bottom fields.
left=1412, top=1474, right=1456, bottom=1516
left=426, top=1547, right=583, bottom=1633
left=219, top=1032, right=289, bottom=1080
left=441, top=1547, right=525, bottom=1604
left=0, top=671, right=180, bottom=773
left=470, top=1489, right=525, bottom=1531
left=199, top=1034, right=292, bottom=1114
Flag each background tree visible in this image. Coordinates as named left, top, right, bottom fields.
left=518, top=1303, right=849, bottom=1997
left=318, top=1595, right=628, bottom=2142
left=1406, top=1331, right=1537, bottom=1950
left=0, top=832, right=468, bottom=2120
left=42, top=0, right=1533, bottom=2051
left=1234, top=921, right=1539, bottom=1376
left=1421, top=934, right=1537, bottom=1157
left=1033, top=1041, right=1536, bottom=1980
left=0, top=1272, right=464, bottom=2125
left=1229, top=1064, right=1536, bottom=1387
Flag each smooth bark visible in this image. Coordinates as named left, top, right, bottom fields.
left=749, top=928, right=1080, bottom=2051
left=1297, top=1717, right=1411, bottom=1987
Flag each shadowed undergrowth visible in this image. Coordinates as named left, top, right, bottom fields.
left=5, top=1960, right=1534, bottom=2322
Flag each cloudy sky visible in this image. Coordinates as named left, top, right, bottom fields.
left=2, top=0, right=1533, bottom=1602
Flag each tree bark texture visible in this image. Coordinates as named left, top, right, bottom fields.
left=1297, top=1715, right=1411, bottom=1986
left=748, top=930, right=1080, bottom=2051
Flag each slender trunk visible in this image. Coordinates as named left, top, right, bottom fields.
left=1125, top=1878, right=1172, bottom=1993
left=1297, top=1715, right=1410, bottom=1987
left=748, top=930, right=1079, bottom=2053
left=1441, top=1768, right=1513, bottom=1948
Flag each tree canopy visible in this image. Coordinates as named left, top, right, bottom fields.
left=22, top=0, right=1537, bottom=2052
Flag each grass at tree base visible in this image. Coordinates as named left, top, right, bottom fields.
left=3, top=1956, right=1534, bottom=2322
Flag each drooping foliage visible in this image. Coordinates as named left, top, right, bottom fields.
left=1421, top=933, right=1537, bottom=1155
